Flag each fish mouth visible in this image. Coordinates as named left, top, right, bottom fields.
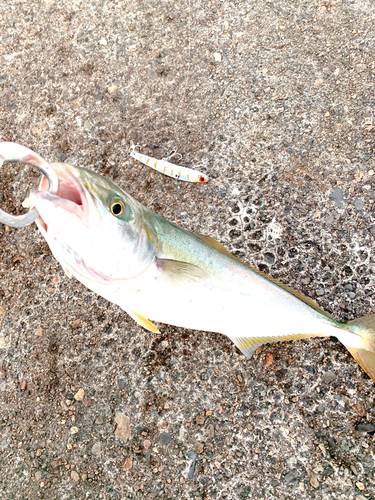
left=33, top=162, right=92, bottom=233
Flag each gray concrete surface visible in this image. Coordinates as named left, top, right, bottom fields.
left=0, top=0, right=375, bottom=499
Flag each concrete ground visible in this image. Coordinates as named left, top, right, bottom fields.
left=0, top=0, right=374, bottom=499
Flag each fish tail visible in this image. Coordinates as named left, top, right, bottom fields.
left=339, top=313, right=375, bottom=381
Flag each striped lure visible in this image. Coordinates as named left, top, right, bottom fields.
left=130, top=151, right=209, bottom=183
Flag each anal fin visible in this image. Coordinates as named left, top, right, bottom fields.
left=229, top=333, right=323, bottom=358
left=127, top=310, right=160, bottom=333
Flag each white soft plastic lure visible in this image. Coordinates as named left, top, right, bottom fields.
left=130, top=150, right=209, bottom=183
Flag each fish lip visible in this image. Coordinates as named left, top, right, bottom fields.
left=32, top=163, right=94, bottom=229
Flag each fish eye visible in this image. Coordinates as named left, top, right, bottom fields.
left=110, top=199, right=125, bottom=217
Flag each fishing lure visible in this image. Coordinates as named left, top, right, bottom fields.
left=129, top=150, right=209, bottom=183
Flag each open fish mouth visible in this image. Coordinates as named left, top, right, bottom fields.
left=33, top=162, right=92, bottom=232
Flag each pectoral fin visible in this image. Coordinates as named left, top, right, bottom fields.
left=156, top=258, right=210, bottom=286
left=127, top=310, right=160, bottom=333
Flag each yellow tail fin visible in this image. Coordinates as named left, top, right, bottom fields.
left=344, top=314, right=375, bottom=381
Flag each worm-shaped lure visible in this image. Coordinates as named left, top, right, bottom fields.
left=130, top=151, right=209, bottom=183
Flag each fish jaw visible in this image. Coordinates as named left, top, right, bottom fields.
left=30, top=162, right=157, bottom=288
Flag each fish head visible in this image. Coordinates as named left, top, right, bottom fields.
left=30, top=162, right=156, bottom=284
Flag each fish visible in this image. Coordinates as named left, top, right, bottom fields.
left=129, top=150, right=209, bottom=183
left=28, top=160, right=375, bottom=381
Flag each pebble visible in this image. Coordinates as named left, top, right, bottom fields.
left=188, top=451, right=197, bottom=479
left=71, top=319, right=82, bottom=329
left=148, top=69, right=158, bottom=80
left=356, top=496, right=367, bottom=500
left=31, top=122, right=49, bottom=136
left=323, top=371, right=337, bottom=384
left=143, top=439, right=151, bottom=449
left=99, top=38, right=107, bottom=45
left=20, top=380, right=27, bottom=390
left=284, top=469, right=298, bottom=483
left=91, top=442, right=102, bottom=456
left=159, top=433, right=172, bottom=446
left=196, top=415, right=205, bottom=425
left=71, top=470, right=80, bottom=482
left=74, top=388, right=85, bottom=401
left=355, top=198, right=364, bottom=211
left=213, top=53, right=222, bottom=62
left=315, top=78, right=323, bottom=86
left=107, top=85, right=118, bottom=94
left=35, top=471, right=42, bottom=481
left=265, top=353, right=274, bottom=368
left=123, top=458, right=133, bottom=471
left=114, top=413, right=131, bottom=442
left=205, top=424, right=215, bottom=439
left=356, top=423, right=375, bottom=433
left=330, top=187, right=344, bottom=207
left=70, top=426, right=79, bottom=434
left=194, top=442, right=204, bottom=454
left=354, top=403, right=366, bottom=417
left=310, top=474, right=319, bottom=488
left=356, top=482, right=365, bottom=491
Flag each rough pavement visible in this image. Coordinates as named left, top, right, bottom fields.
left=0, top=0, right=375, bottom=499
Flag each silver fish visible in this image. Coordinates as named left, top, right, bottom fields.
left=21, top=155, right=375, bottom=381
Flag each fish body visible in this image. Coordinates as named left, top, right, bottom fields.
left=129, top=150, right=209, bottom=183
left=28, top=159, right=375, bottom=380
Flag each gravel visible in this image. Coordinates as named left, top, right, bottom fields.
left=1, top=0, right=375, bottom=499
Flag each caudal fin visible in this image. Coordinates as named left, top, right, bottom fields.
left=343, top=314, right=375, bottom=381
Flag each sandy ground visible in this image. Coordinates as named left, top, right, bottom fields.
left=0, top=0, right=375, bottom=499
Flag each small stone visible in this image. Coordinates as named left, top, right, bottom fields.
left=315, top=78, right=323, bottom=86
left=123, top=458, right=133, bottom=471
left=107, top=85, right=118, bottom=94
left=159, top=433, right=172, bottom=446
left=310, top=474, right=319, bottom=488
left=213, top=52, right=222, bottom=62
left=284, top=469, right=298, bottom=484
left=115, top=413, right=131, bottom=442
left=214, top=461, right=221, bottom=468
left=196, top=415, right=205, bottom=425
left=356, top=482, right=365, bottom=491
left=194, top=442, right=204, bottom=454
left=368, top=170, right=374, bottom=176
left=81, top=473, right=87, bottom=481
left=205, top=424, right=215, bottom=439
left=323, top=371, right=337, bottom=384
left=302, top=277, right=310, bottom=285
left=356, top=495, right=367, bottom=500
left=35, top=471, right=42, bottom=481
left=71, top=470, right=80, bottom=482
left=71, top=426, right=79, bottom=434
left=330, top=187, right=344, bottom=207
left=95, top=415, right=104, bottom=425
left=71, top=319, right=81, bottom=329
left=355, top=198, right=364, bottom=211
left=265, top=353, right=274, bottom=368
left=99, top=38, right=107, bottom=45
left=148, top=69, right=158, bottom=80
left=31, top=122, right=49, bottom=136
left=91, top=442, right=102, bottom=456
left=143, top=439, right=151, bottom=449
left=74, top=388, right=85, bottom=401
left=20, top=380, right=27, bottom=390
left=117, top=379, right=126, bottom=389
left=357, top=423, right=375, bottom=433
left=354, top=403, right=366, bottom=417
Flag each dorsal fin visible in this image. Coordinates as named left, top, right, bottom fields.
left=194, top=233, right=334, bottom=321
